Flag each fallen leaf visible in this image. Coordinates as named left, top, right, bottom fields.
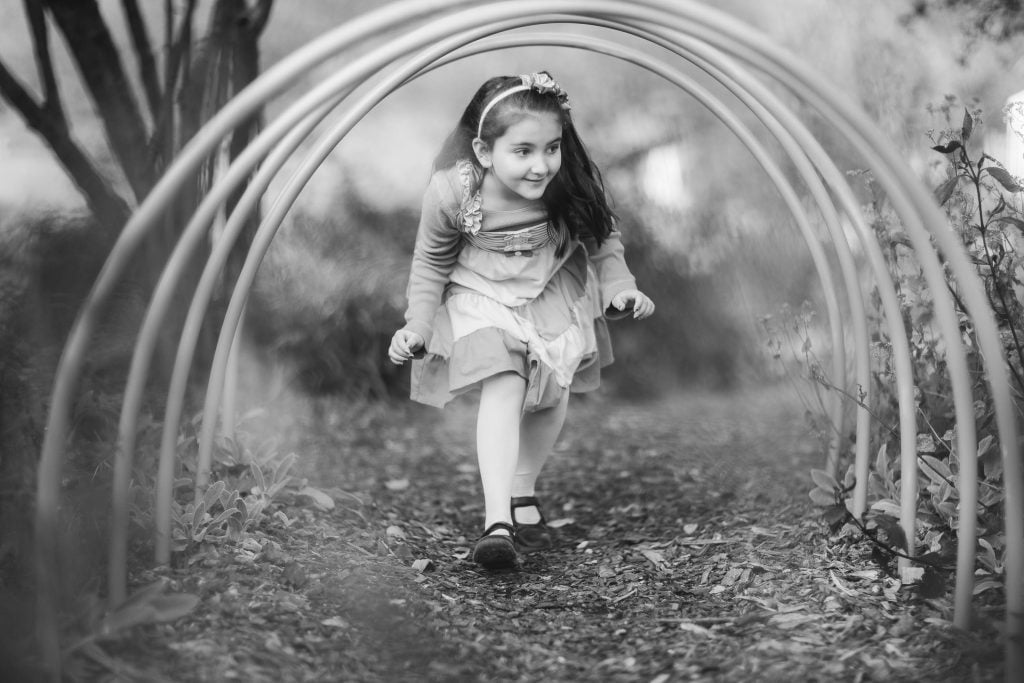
left=167, top=639, right=219, bottom=656
left=848, top=569, right=882, bottom=581
left=264, top=631, right=284, bottom=652
left=677, top=621, right=716, bottom=637
left=768, top=612, right=822, bottom=630
left=899, top=565, right=924, bottom=585
left=640, top=548, right=668, bottom=569
left=282, top=562, right=308, bottom=588
left=720, top=566, right=744, bottom=586
left=829, top=570, right=858, bottom=597
left=890, top=614, right=915, bottom=637
left=297, top=486, right=335, bottom=510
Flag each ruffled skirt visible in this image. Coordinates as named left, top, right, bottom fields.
left=409, top=245, right=613, bottom=412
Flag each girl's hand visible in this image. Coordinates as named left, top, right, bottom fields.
left=611, top=290, right=655, bottom=320
left=388, top=329, right=425, bottom=365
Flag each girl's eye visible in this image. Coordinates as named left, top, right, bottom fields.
left=546, top=145, right=561, bottom=155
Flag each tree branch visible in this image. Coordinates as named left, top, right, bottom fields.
left=241, top=0, right=273, bottom=36
left=44, top=0, right=153, bottom=201
left=0, top=58, right=131, bottom=230
left=22, top=0, right=64, bottom=123
left=120, top=0, right=162, bottom=122
left=0, top=56, right=44, bottom=121
left=149, top=0, right=197, bottom=161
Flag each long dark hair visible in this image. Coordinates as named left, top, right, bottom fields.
left=432, top=73, right=616, bottom=252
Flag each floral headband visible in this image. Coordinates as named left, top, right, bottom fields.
left=476, top=72, right=571, bottom=139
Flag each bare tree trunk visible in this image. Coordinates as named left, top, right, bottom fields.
left=178, top=0, right=273, bottom=369
left=225, top=0, right=272, bottom=284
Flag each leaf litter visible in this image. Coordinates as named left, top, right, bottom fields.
left=109, top=387, right=1004, bottom=681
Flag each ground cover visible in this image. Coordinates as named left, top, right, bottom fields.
left=90, top=386, right=1003, bottom=681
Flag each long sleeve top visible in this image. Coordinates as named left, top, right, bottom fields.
left=402, top=163, right=637, bottom=345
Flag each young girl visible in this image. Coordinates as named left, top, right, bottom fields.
left=389, top=71, right=654, bottom=569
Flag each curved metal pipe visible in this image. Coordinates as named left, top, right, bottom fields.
left=605, top=22, right=873, bottom=498
left=524, top=2, right=1008, bottom=651
left=460, top=33, right=851, bottom=478
left=127, top=0, right=861, bottom=603
left=149, top=100, right=338, bottom=567
left=192, top=28, right=853, bottom=493
left=140, top=0, right=1003, bottom=647
left=207, top=2, right=1015, bottom=659
left=623, top=10, right=982, bottom=636
left=638, top=22, right=900, bottom=539
left=664, top=10, right=989, bottom=633
left=539, top=3, right=990, bottom=643
left=37, top=1, right=1017, bottom=678
left=36, top=0, right=488, bottom=657
left=191, top=2, right=961, bottom=632
left=630, top=0, right=1016, bottom=666
left=147, top=15, right=547, bottom=567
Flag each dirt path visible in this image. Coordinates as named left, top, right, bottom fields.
left=110, top=385, right=1002, bottom=682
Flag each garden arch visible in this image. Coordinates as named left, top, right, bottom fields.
left=34, top=0, right=1021, bottom=679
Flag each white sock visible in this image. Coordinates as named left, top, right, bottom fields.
left=511, top=391, right=569, bottom=525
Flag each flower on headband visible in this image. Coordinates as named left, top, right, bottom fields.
left=520, top=72, right=571, bottom=111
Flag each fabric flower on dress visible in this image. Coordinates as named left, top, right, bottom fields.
left=456, top=159, right=483, bottom=234
left=520, top=71, right=571, bottom=111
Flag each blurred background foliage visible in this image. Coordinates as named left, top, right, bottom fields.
left=1, top=0, right=1022, bottom=429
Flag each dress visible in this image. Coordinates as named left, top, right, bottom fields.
left=401, top=160, right=638, bottom=412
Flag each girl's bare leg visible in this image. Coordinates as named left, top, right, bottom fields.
left=511, top=388, right=571, bottom=524
left=476, top=372, right=527, bottom=533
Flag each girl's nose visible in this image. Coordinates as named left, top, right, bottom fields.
left=530, top=156, right=549, bottom=175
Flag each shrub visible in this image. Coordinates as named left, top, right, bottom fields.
left=781, top=98, right=1021, bottom=594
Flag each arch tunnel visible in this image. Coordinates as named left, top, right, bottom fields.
left=32, top=0, right=1021, bottom=678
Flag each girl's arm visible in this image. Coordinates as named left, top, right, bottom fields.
left=402, top=172, right=462, bottom=345
left=583, top=229, right=655, bottom=320
left=582, top=229, right=638, bottom=312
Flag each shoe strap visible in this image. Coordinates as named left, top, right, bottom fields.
left=510, top=496, right=546, bottom=524
left=481, top=521, right=515, bottom=537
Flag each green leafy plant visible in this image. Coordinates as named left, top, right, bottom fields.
left=169, top=452, right=298, bottom=555
left=61, top=579, right=198, bottom=678
left=777, top=97, right=1020, bottom=597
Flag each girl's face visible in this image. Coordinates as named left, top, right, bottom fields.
left=475, top=111, right=562, bottom=205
